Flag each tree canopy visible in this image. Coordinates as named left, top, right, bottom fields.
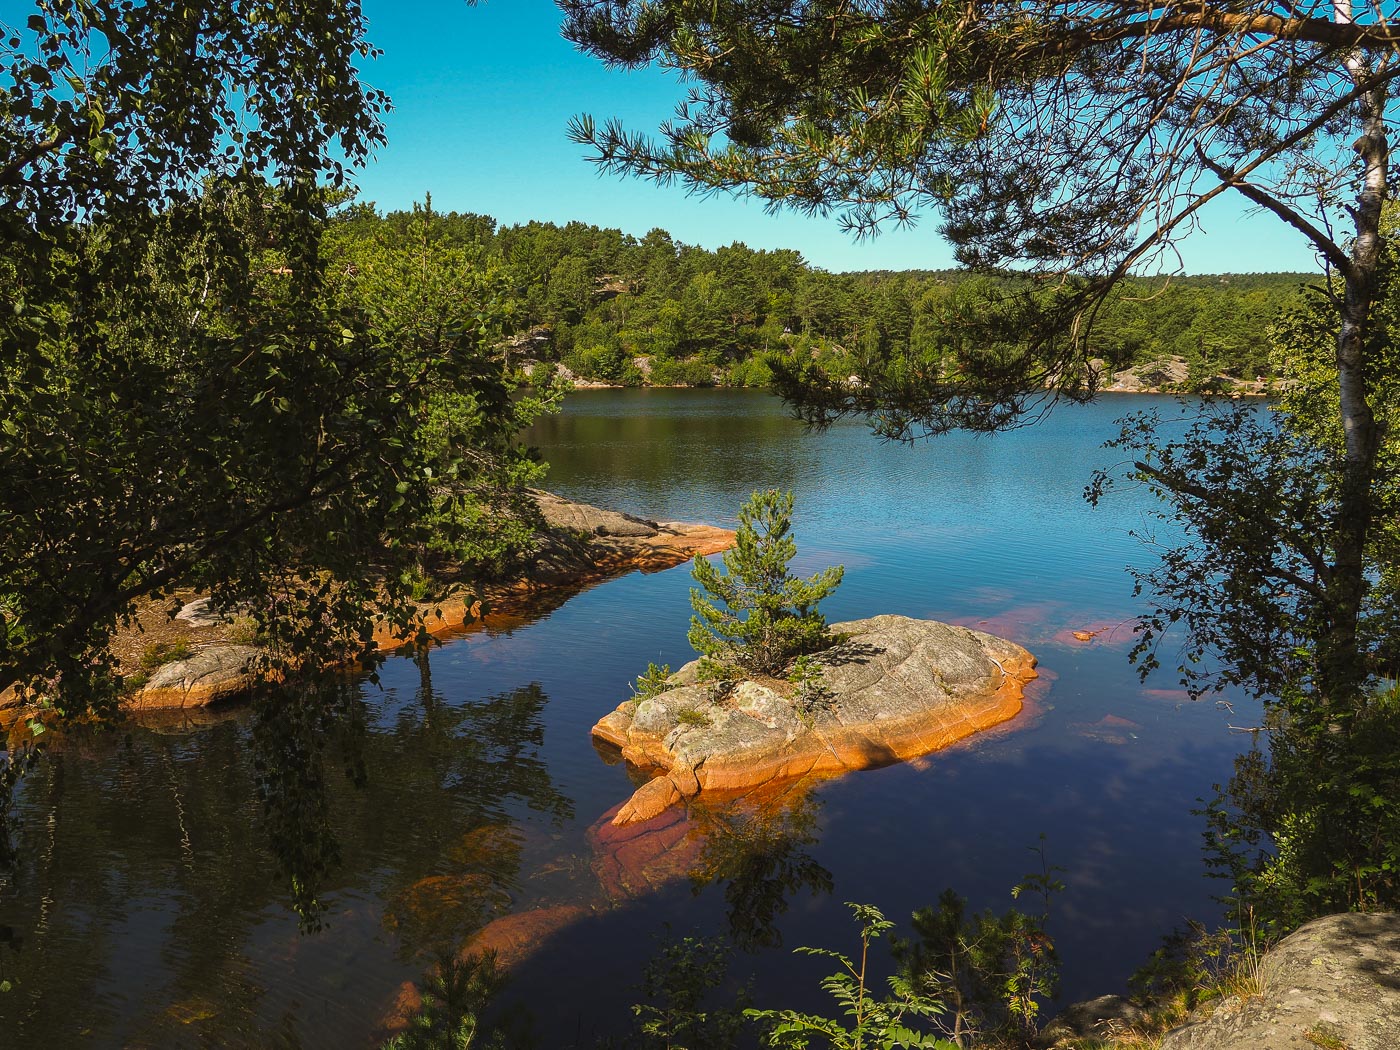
left=0, top=5, right=545, bottom=723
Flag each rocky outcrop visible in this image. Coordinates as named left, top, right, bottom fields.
left=1160, top=912, right=1400, bottom=1050
left=530, top=489, right=661, bottom=538
left=107, top=493, right=735, bottom=713
left=1093, top=354, right=1273, bottom=397
left=127, top=645, right=264, bottom=710
left=592, top=615, right=1037, bottom=825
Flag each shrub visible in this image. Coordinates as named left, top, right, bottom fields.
left=747, top=903, right=953, bottom=1049
left=650, top=356, right=718, bottom=386
left=139, top=640, right=193, bottom=670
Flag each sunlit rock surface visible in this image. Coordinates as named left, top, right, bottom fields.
left=593, top=614, right=1037, bottom=825
left=128, top=644, right=263, bottom=710
left=1160, top=912, right=1400, bottom=1050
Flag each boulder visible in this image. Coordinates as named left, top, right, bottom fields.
left=1160, top=912, right=1400, bottom=1050
left=593, top=615, right=1037, bottom=824
left=1042, top=994, right=1148, bottom=1043
left=174, top=596, right=230, bottom=628
left=129, top=644, right=263, bottom=709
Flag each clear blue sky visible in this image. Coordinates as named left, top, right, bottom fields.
left=354, top=0, right=1320, bottom=276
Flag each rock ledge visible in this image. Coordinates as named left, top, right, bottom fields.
left=1160, top=911, right=1400, bottom=1050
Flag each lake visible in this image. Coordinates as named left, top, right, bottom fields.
left=0, top=389, right=1261, bottom=1047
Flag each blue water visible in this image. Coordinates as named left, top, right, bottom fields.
left=0, top=389, right=1260, bottom=1047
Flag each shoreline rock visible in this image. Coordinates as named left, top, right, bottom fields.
left=592, top=614, right=1037, bottom=825
left=3, top=493, right=735, bottom=722
left=1158, top=912, right=1400, bottom=1050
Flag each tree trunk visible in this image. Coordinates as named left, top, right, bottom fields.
left=1326, top=40, right=1387, bottom=708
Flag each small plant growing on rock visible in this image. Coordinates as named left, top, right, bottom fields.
left=788, top=655, right=832, bottom=724
left=675, top=707, right=712, bottom=728
left=139, top=639, right=193, bottom=671
left=632, top=662, right=673, bottom=702
left=689, top=490, right=843, bottom=676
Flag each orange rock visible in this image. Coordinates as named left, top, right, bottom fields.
left=595, top=615, right=1037, bottom=825
left=462, top=903, right=593, bottom=970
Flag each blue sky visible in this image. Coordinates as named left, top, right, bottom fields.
left=357, top=1, right=1315, bottom=275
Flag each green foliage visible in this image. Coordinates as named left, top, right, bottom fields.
left=650, top=355, right=721, bottom=387
left=560, top=0, right=1379, bottom=431
left=138, top=640, right=193, bottom=671
left=0, top=1, right=390, bottom=719
left=632, top=661, right=674, bottom=702
left=787, top=654, right=832, bottom=724
left=1084, top=234, right=1400, bottom=936
left=1202, top=685, right=1400, bottom=932
left=1129, top=913, right=1265, bottom=1017
left=746, top=902, right=955, bottom=1049
left=564, top=343, right=643, bottom=386
left=894, top=842, right=1063, bottom=1044
left=629, top=933, right=751, bottom=1050
left=339, top=209, right=1309, bottom=399
left=675, top=707, right=712, bottom=728
left=689, top=491, right=843, bottom=676
left=381, top=950, right=508, bottom=1050
left=0, top=3, right=550, bottom=740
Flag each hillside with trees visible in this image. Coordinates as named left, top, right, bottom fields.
left=331, top=203, right=1317, bottom=391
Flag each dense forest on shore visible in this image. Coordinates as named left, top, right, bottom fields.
left=333, top=202, right=1319, bottom=390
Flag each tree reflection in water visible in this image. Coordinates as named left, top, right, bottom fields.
left=251, top=676, right=368, bottom=931
left=252, top=659, right=574, bottom=950
left=0, top=664, right=574, bottom=1045
left=686, top=788, right=834, bottom=950
left=592, top=783, right=834, bottom=951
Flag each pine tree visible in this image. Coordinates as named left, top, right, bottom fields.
left=688, top=490, right=843, bottom=676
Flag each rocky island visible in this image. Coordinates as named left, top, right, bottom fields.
left=593, top=613, right=1037, bottom=824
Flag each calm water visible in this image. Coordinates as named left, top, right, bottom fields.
left=0, top=389, right=1260, bottom=1047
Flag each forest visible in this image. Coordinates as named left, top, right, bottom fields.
left=334, top=202, right=1318, bottom=391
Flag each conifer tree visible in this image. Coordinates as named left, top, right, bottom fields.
left=688, top=490, right=843, bottom=676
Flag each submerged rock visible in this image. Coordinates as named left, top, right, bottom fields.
left=592, top=614, right=1037, bottom=824
left=1159, top=912, right=1400, bottom=1050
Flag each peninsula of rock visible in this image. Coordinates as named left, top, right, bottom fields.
left=2, top=492, right=734, bottom=722
left=592, top=614, right=1037, bottom=825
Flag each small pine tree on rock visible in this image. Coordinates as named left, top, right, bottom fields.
left=688, top=490, right=844, bottom=676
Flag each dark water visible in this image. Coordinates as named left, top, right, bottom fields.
left=0, top=389, right=1260, bottom=1047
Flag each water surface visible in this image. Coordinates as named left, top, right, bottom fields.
left=0, top=389, right=1259, bottom=1047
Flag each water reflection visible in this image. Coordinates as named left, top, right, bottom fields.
left=0, top=670, right=574, bottom=1046
left=589, top=785, right=834, bottom=952
left=251, top=677, right=367, bottom=931
left=686, top=789, right=833, bottom=951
